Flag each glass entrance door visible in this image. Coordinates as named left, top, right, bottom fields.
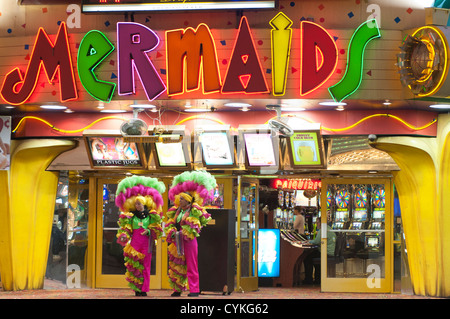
left=95, top=178, right=162, bottom=289
left=320, top=178, right=393, bottom=293
left=236, top=177, right=259, bottom=292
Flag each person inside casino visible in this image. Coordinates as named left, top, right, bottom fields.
left=115, top=175, right=166, bottom=296
left=164, top=170, right=217, bottom=297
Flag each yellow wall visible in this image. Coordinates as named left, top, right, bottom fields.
left=372, top=113, right=450, bottom=297
left=0, top=139, right=75, bottom=291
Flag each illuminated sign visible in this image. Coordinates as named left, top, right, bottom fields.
left=81, top=0, right=277, bottom=12
left=1, top=22, right=77, bottom=105
left=84, top=134, right=147, bottom=169
left=287, top=131, right=325, bottom=168
left=78, top=30, right=116, bottom=102
left=166, top=23, right=221, bottom=96
left=222, top=16, right=269, bottom=94
left=270, top=12, right=293, bottom=96
left=328, top=19, right=381, bottom=102
left=0, top=16, right=381, bottom=105
left=258, top=229, right=280, bottom=278
left=271, top=178, right=322, bottom=190
left=300, top=21, right=338, bottom=96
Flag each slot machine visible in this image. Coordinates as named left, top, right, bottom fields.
left=351, top=185, right=369, bottom=230
left=274, top=188, right=284, bottom=229
left=334, top=185, right=351, bottom=230
left=370, top=185, right=385, bottom=230
left=366, top=185, right=386, bottom=253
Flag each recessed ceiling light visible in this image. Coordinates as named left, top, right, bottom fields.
left=241, top=107, right=250, bottom=112
left=64, top=109, right=74, bottom=113
left=281, top=107, right=306, bottom=111
left=100, top=109, right=127, bottom=113
left=319, top=101, right=347, bottom=107
left=130, top=104, right=156, bottom=109
left=40, top=104, right=67, bottom=110
left=224, top=102, right=252, bottom=108
left=184, top=108, right=211, bottom=113
left=429, top=104, right=450, bottom=109
left=335, top=105, right=345, bottom=111
left=383, top=100, right=392, bottom=106
left=5, top=106, right=15, bottom=109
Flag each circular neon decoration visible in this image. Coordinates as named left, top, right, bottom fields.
left=397, top=26, right=448, bottom=97
left=355, top=189, right=367, bottom=208
left=327, top=190, right=334, bottom=207
left=373, top=188, right=385, bottom=208
left=336, top=189, right=350, bottom=208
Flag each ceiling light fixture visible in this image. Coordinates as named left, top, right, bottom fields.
left=40, top=104, right=67, bottom=110
left=224, top=102, right=252, bottom=108
left=184, top=108, right=212, bottom=113
left=319, top=101, right=347, bottom=107
left=130, top=103, right=157, bottom=109
left=429, top=104, right=450, bottom=109
left=100, top=109, right=127, bottom=113
left=280, top=106, right=306, bottom=112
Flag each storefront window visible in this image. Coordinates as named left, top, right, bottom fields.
left=46, top=171, right=89, bottom=287
left=327, top=183, right=386, bottom=279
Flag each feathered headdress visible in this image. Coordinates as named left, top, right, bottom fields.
left=115, top=175, right=166, bottom=212
left=168, top=170, right=217, bottom=206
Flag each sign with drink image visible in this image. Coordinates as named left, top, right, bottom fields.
left=288, top=131, right=324, bottom=167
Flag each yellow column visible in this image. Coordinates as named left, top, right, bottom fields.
left=0, top=139, right=75, bottom=291
left=371, top=113, right=450, bottom=297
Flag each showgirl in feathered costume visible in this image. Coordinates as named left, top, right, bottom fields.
left=165, top=170, right=217, bottom=297
left=115, top=175, right=166, bottom=296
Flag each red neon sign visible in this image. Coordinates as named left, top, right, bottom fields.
left=0, top=22, right=77, bottom=105
left=271, top=179, right=322, bottom=190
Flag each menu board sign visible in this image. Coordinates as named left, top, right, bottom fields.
left=288, top=131, right=325, bottom=168
left=243, top=133, right=277, bottom=167
left=85, top=135, right=146, bottom=168
left=200, top=131, right=234, bottom=167
left=154, top=135, right=187, bottom=167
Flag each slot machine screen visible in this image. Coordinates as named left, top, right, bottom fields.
left=366, top=236, right=380, bottom=248
left=373, top=209, right=385, bottom=221
left=353, top=210, right=367, bottom=221
left=335, top=210, right=348, bottom=222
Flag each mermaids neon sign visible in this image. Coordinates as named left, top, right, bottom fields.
left=0, top=13, right=380, bottom=106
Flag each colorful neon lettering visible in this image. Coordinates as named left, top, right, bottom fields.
left=117, top=22, right=166, bottom=101
left=77, top=30, right=116, bottom=102
left=222, top=16, right=269, bottom=94
left=0, top=22, right=77, bottom=105
left=165, top=23, right=221, bottom=96
left=328, top=19, right=381, bottom=102
left=300, top=21, right=338, bottom=96
left=270, top=12, right=293, bottom=96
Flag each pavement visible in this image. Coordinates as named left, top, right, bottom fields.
left=0, top=279, right=438, bottom=300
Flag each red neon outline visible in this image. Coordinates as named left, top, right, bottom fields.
left=221, top=16, right=269, bottom=95
left=316, top=46, right=324, bottom=72
left=299, top=20, right=338, bottom=97
left=239, top=74, right=252, bottom=89
left=0, top=22, right=77, bottom=105
left=165, top=23, right=222, bottom=97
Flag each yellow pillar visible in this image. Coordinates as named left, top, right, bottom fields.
left=0, top=139, right=75, bottom=291
left=371, top=113, right=450, bottom=297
